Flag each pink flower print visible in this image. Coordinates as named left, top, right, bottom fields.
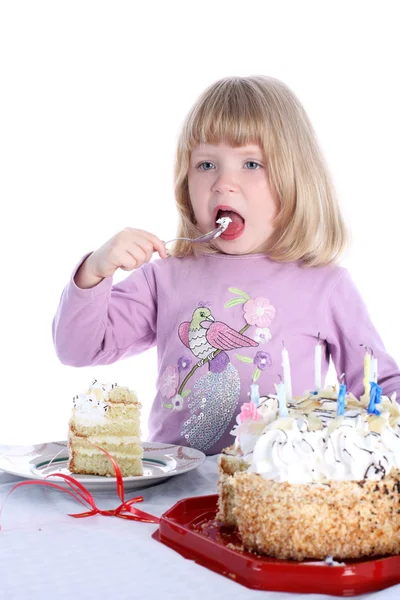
left=160, top=365, right=179, bottom=399
left=244, top=297, right=276, bottom=328
left=240, top=401, right=261, bottom=423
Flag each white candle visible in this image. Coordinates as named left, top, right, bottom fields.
left=315, top=339, right=322, bottom=391
left=278, top=381, right=288, bottom=417
left=281, top=344, right=292, bottom=402
left=371, top=357, right=378, bottom=384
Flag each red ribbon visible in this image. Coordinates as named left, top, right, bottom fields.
left=0, top=445, right=159, bottom=528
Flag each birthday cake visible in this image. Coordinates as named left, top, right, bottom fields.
left=68, top=380, right=143, bottom=477
left=217, top=375, right=400, bottom=560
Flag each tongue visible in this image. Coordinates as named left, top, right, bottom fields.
left=218, top=210, right=244, bottom=234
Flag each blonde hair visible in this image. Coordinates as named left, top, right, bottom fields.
left=172, top=75, right=348, bottom=266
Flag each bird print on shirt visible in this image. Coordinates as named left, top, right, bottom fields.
left=178, top=307, right=258, bottom=452
left=178, top=307, right=257, bottom=370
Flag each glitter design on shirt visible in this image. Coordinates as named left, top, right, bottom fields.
left=180, top=362, right=240, bottom=452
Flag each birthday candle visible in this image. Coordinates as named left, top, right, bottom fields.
left=371, top=356, right=378, bottom=384
left=375, top=382, right=382, bottom=405
left=363, top=349, right=371, bottom=400
left=367, top=382, right=377, bottom=414
left=368, top=381, right=383, bottom=415
left=250, top=383, right=260, bottom=407
left=315, top=337, right=322, bottom=391
left=337, top=384, right=347, bottom=416
left=281, top=344, right=292, bottom=402
left=278, top=381, right=288, bottom=417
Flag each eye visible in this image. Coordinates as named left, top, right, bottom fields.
left=200, top=311, right=205, bottom=317
left=197, top=161, right=215, bottom=171
left=244, top=161, right=262, bottom=170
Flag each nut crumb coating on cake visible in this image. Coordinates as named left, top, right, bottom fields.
left=231, top=470, right=400, bottom=560
left=217, top=454, right=250, bottom=526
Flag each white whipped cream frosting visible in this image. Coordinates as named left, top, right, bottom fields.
left=216, top=216, right=232, bottom=230
left=231, top=387, right=400, bottom=483
left=72, top=380, right=117, bottom=423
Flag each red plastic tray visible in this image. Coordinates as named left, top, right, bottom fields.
left=152, top=494, right=400, bottom=596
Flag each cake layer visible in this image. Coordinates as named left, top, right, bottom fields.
left=69, top=417, right=141, bottom=438
left=232, top=469, right=400, bottom=560
left=69, top=446, right=142, bottom=459
left=68, top=432, right=143, bottom=457
left=74, top=434, right=141, bottom=445
left=72, top=402, right=140, bottom=422
left=107, top=386, right=140, bottom=404
left=69, top=452, right=143, bottom=477
left=103, top=404, right=141, bottom=418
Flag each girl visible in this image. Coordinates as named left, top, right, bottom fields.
left=53, top=75, right=400, bottom=455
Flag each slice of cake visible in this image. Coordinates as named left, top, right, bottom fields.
left=217, top=387, right=400, bottom=560
left=68, top=380, right=143, bottom=477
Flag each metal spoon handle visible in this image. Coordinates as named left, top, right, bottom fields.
left=164, top=225, right=223, bottom=246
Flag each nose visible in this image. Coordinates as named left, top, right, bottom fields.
left=210, top=169, right=238, bottom=194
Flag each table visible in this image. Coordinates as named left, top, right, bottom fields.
left=1, top=448, right=399, bottom=600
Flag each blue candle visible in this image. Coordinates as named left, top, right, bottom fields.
left=368, top=382, right=382, bottom=415
left=368, top=382, right=377, bottom=414
left=375, top=383, right=382, bottom=405
left=337, top=384, right=347, bottom=416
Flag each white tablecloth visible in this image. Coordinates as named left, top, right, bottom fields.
left=1, top=448, right=399, bottom=600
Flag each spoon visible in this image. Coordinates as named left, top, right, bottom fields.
left=164, top=217, right=232, bottom=247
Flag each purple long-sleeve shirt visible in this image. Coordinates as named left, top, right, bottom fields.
left=53, top=252, right=400, bottom=454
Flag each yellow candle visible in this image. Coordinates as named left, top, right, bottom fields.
left=363, top=351, right=371, bottom=399
left=371, top=357, right=378, bottom=383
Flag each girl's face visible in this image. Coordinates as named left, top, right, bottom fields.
left=188, top=142, right=278, bottom=255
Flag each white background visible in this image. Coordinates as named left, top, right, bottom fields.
left=0, top=1, right=399, bottom=444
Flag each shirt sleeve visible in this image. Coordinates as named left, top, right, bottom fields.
left=323, top=268, right=400, bottom=399
left=52, top=255, right=157, bottom=367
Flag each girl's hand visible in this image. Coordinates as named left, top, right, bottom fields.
left=74, top=228, right=168, bottom=289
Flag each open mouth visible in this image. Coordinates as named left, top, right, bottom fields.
left=215, top=207, right=245, bottom=240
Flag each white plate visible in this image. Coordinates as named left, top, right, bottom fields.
left=0, top=441, right=206, bottom=491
